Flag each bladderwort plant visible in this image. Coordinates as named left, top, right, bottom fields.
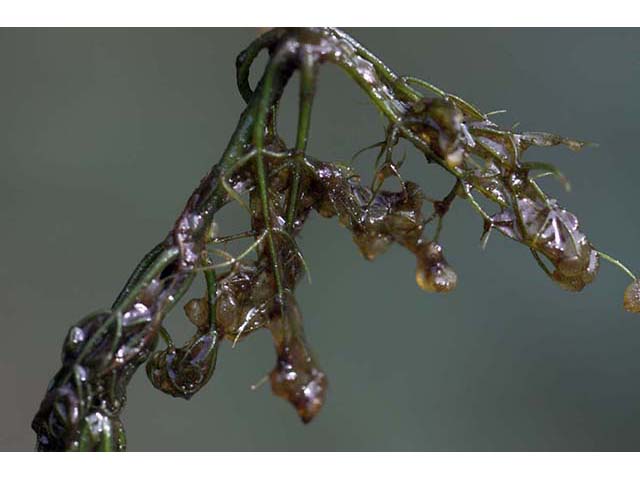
left=32, top=27, right=640, bottom=451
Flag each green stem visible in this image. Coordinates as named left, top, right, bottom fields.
left=596, top=249, right=637, bottom=281
left=156, top=273, right=195, bottom=320
left=113, top=247, right=180, bottom=313
left=236, top=28, right=287, bottom=103
left=530, top=248, right=553, bottom=278
left=253, top=50, right=285, bottom=297
left=327, top=28, right=421, bottom=103
left=210, top=230, right=256, bottom=244
left=59, top=246, right=180, bottom=387
left=112, top=242, right=166, bottom=310
left=286, top=51, right=316, bottom=231
left=158, top=326, right=174, bottom=348
left=203, top=257, right=217, bottom=328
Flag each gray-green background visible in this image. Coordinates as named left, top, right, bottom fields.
left=1, top=28, right=640, bottom=451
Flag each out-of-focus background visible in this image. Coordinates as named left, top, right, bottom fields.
left=2, top=28, right=640, bottom=451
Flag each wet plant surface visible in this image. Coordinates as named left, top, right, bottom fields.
left=29, top=28, right=640, bottom=451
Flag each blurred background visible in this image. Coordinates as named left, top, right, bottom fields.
left=1, top=28, right=640, bottom=451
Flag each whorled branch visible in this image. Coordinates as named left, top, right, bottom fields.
left=32, top=28, right=639, bottom=451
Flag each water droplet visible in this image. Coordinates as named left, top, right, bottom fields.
left=69, top=327, right=85, bottom=345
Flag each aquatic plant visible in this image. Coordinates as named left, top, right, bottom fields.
left=31, top=27, right=640, bottom=451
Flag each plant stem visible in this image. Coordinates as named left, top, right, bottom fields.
left=253, top=50, right=285, bottom=297
left=286, top=50, right=316, bottom=231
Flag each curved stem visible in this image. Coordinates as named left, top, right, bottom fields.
left=327, top=28, right=421, bottom=103
left=112, top=247, right=180, bottom=313
left=112, top=241, right=166, bottom=310
left=158, top=326, right=174, bottom=348
left=236, top=28, right=287, bottom=104
left=596, top=249, right=637, bottom=281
